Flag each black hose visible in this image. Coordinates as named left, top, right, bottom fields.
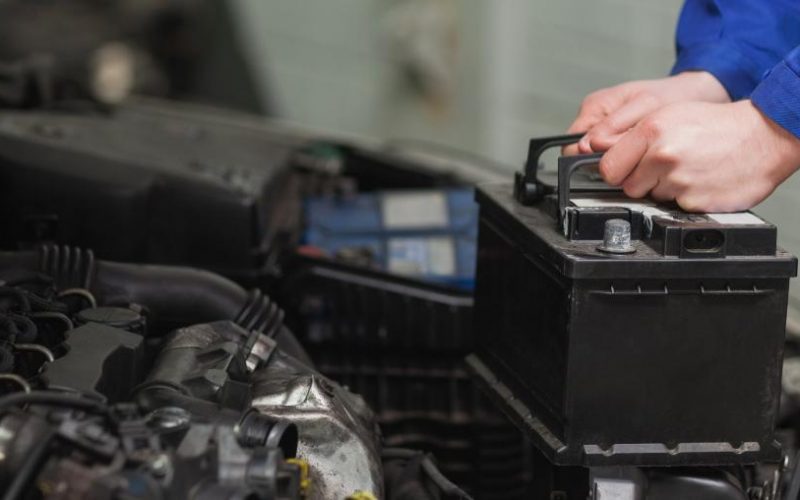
left=6, top=314, right=37, bottom=343
left=0, top=344, right=13, bottom=373
left=1, top=429, right=55, bottom=500
left=25, top=292, right=69, bottom=314
left=0, top=390, right=108, bottom=414
left=0, top=287, right=30, bottom=312
left=0, top=316, right=18, bottom=341
left=0, top=248, right=312, bottom=363
left=0, top=249, right=246, bottom=325
left=92, top=259, right=248, bottom=326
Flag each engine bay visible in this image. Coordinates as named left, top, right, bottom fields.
left=1, top=101, right=800, bottom=500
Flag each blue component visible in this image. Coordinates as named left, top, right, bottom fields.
left=303, top=188, right=478, bottom=290
left=671, top=0, right=800, bottom=138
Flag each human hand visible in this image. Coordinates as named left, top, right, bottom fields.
left=564, top=72, right=729, bottom=155
left=597, top=100, right=800, bottom=212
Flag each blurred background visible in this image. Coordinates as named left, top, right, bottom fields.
left=230, top=0, right=682, bottom=169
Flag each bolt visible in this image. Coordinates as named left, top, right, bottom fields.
left=149, top=453, right=171, bottom=478
left=78, top=423, right=108, bottom=443
left=597, top=218, right=636, bottom=254
left=147, top=406, right=191, bottom=431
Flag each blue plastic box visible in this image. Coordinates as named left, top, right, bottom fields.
left=303, top=189, right=478, bottom=289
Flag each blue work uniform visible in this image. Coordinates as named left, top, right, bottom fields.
left=671, top=0, right=800, bottom=137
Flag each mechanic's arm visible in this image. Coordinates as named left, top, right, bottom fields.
left=599, top=45, right=800, bottom=212
left=566, top=0, right=800, bottom=155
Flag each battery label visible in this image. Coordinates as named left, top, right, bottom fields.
left=571, top=197, right=671, bottom=219
left=387, top=237, right=456, bottom=276
left=382, top=191, right=448, bottom=229
left=571, top=197, right=767, bottom=225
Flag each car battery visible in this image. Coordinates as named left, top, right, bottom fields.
left=466, top=134, right=798, bottom=467
left=303, top=188, right=478, bottom=290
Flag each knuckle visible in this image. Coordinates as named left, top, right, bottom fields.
left=664, top=171, right=691, bottom=189
left=638, top=116, right=663, bottom=138
left=651, top=144, right=680, bottom=165
left=599, top=158, right=622, bottom=185
left=588, top=135, right=609, bottom=152
left=582, top=89, right=613, bottom=113
left=650, top=189, right=673, bottom=202
left=637, top=93, right=661, bottom=109
left=602, top=116, right=622, bottom=133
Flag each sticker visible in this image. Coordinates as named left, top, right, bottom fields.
left=571, top=197, right=767, bottom=225
left=382, top=191, right=448, bottom=229
left=708, top=213, right=766, bottom=225
left=388, top=237, right=455, bottom=276
left=570, top=197, right=672, bottom=219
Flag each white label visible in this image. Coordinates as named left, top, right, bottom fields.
left=708, top=213, right=766, bottom=225
left=571, top=197, right=768, bottom=225
left=570, top=197, right=672, bottom=219
left=427, top=237, right=457, bottom=275
left=382, top=191, right=448, bottom=229
left=387, top=237, right=456, bottom=276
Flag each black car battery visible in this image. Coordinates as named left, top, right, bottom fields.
left=467, top=134, right=798, bottom=467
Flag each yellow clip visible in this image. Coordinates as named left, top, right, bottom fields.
left=286, top=458, right=311, bottom=496
left=346, top=492, right=378, bottom=500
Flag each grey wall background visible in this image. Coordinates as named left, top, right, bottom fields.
left=229, top=0, right=683, bottom=166
left=230, top=0, right=800, bottom=320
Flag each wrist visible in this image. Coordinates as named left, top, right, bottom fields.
left=673, top=71, right=731, bottom=103
left=747, top=100, right=800, bottom=183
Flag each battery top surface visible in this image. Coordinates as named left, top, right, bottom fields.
left=476, top=183, right=797, bottom=280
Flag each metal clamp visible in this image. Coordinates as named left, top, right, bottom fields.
left=557, top=153, right=603, bottom=233
left=514, top=133, right=584, bottom=205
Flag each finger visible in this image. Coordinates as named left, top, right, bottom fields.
left=577, top=135, right=594, bottom=154
left=587, top=95, right=660, bottom=152
left=567, top=107, right=606, bottom=137
left=620, top=142, right=682, bottom=199
left=620, top=155, right=663, bottom=199
left=676, top=192, right=713, bottom=213
left=599, top=127, right=650, bottom=186
left=565, top=85, right=637, bottom=155
left=563, top=120, right=595, bottom=155
left=649, top=180, right=677, bottom=202
left=564, top=117, right=603, bottom=155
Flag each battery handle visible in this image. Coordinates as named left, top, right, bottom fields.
left=557, top=153, right=604, bottom=233
left=514, top=133, right=584, bottom=205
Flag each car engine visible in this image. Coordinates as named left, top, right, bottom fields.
left=0, top=101, right=488, bottom=500
left=0, top=243, right=474, bottom=499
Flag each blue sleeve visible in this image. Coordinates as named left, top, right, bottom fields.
left=751, top=47, right=800, bottom=139
left=670, top=0, right=800, bottom=101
